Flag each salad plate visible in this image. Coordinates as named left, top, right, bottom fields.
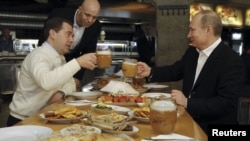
left=91, top=103, right=131, bottom=115
left=60, top=124, right=101, bottom=136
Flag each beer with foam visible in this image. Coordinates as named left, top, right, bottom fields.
left=122, top=58, right=137, bottom=78
left=150, top=100, right=177, bottom=134
left=96, top=46, right=112, bottom=69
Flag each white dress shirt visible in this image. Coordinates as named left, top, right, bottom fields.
left=9, top=42, right=81, bottom=120
left=194, top=38, right=222, bottom=84
left=70, top=9, right=85, bottom=49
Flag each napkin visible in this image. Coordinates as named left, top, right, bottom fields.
left=142, top=133, right=193, bottom=141
left=100, top=80, right=139, bottom=95
left=115, top=70, right=123, bottom=77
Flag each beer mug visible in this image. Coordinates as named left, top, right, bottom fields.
left=122, top=58, right=137, bottom=78
left=150, top=99, right=177, bottom=134
left=96, top=45, right=112, bottom=69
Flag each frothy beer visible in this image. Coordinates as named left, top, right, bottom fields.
left=150, top=100, right=177, bottom=134
left=96, top=50, right=112, bottom=68
left=122, top=61, right=137, bottom=78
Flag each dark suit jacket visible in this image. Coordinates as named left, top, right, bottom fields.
left=150, top=42, right=246, bottom=133
left=240, top=53, right=250, bottom=97
left=38, top=8, right=102, bottom=80
left=136, top=36, right=155, bottom=66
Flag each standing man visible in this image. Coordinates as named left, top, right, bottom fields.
left=240, top=44, right=250, bottom=97
left=0, top=27, right=14, bottom=52
left=39, top=0, right=101, bottom=90
left=137, top=10, right=246, bottom=133
left=7, top=17, right=97, bottom=126
left=136, top=24, right=156, bottom=67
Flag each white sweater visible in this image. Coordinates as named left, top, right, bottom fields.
left=9, top=44, right=81, bottom=120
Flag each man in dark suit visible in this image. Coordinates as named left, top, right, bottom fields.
left=136, top=24, right=155, bottom=67
left=240, top=44, right=250, bottom=97
left=39, top=0, right=101, bottom=90
left=137, top=10, right=246, bottom=134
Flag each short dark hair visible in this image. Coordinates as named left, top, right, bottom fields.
left=199, top=10, right=222, bottom=37
left=43, top=17, right=73, bottom=41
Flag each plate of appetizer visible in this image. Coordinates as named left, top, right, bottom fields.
left=81, top=112, right=137, bottom=135
left=143, top=84, right=168, bottom=91
left=128, top=107, right=150, bottom=123
left=60, top=124, right=101, bottom=136
left=91, top=103, right=131, bottom=115
left=39, top=106, right=87, bottom=124
left=142, top=93, right=171, bottom=99
left=98, top=95, right=145, bottom=107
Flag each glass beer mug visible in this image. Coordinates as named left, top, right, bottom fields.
left=150, top=99, right=177, bottom=134
left=122, top=58, right=137, bottom=78
left=96, top=45, right=112, bottom=69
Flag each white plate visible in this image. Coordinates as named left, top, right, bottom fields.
left=128, top=111, right=150, bottom=123
left=102, top=125, right=139, bottom=135
left=65, top=100, right=96, bottom=107
left=60, top=124, right=101, bottom=136
left=0, top=125, right=53, bottom=141
left=91, top=104, right=131, bottom=115
left=69, top=91, right=102, bottom=100
left=39, top=111, right=85, bottom=124
left=143, top=84, right=168, bottom=90
left=142, top=93, right=171, bottom=99
left=81, top=118, right=137, bottom=135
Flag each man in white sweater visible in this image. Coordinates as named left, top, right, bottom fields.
left=7, top=17, right=97, bottom=126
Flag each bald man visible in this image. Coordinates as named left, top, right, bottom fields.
left=39, top=0, right=102, bottom=90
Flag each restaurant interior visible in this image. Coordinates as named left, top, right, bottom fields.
left=1, top=0, right=250, bottom=140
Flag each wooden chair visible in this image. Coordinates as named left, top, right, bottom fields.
left=238, top=97, right=250, bottom=125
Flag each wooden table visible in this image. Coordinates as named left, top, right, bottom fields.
left=16, top=102, right=207, bottom=141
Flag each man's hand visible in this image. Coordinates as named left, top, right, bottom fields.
left=171, top=89, right=188, bottom=108
left=76, top=53, right=96, bottom=70
left=49, top=92, right=64, bottom=104
left=137, top=62, right=151, bottom=78
left=74, top=78, right=81, bottom=91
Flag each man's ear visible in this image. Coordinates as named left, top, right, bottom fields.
left=49, top=29, right=56, bottom=39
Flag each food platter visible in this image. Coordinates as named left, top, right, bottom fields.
left=68, top=91, right=103, bottom=100
left=128, top=111, right=150, bottom=123
left=65, top=100, right=96, bottom=107
left=60, top=124, right=101, bottom=136
left=39, top=111, right=86, bottom=124
left=143, top=84, right=168, bottom=90
left=101, top=125, right=139, bottom=135
left=91, top=104, right=131, bottom=115
left=82, top=118, right=139, bottom=136
left=0, top=125, right=53, bottom=141
left=108, top=102, right=138, bottom=107
left=142, top=93, right=171, bottom=99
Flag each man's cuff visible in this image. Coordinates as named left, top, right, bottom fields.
left=146, top=68, right=153, bottom=83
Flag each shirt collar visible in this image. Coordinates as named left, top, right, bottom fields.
left=196, top=38, right=221, bottom=57
left=42, top=42, right=59, bottom=55
left=73, top=9, right=80, bottom=29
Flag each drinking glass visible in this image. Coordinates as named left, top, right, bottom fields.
left=121, top=58, right=137, bottom=82
left=150, top=99, right=177, bottom=134
left=96, top=45, right=112, bottom=69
